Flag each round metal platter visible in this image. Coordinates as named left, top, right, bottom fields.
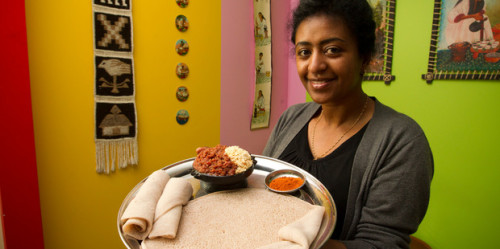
left=118, top=155, right=336, bottom=249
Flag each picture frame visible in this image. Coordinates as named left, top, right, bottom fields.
left=364, top=0, right=396, bottom=84
left=251, top=0, right=272, bottom=130
left=422, top=0, right=500, bottom=83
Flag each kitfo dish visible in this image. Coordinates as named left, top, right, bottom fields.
left=118, top=155, right=336, bottom=249
left=193, top=145, right=253, bottom=176
left=190, top=145, right=256, bottom=192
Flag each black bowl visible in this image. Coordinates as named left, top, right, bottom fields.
left=190, top=157, right=256, bottom=193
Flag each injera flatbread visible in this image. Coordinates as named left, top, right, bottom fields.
left=149, top=177, right=193, bottom=239
left=141, top=188, right=318, bottom=249
left=257, top=204, right=325, bottom=249
left=121, top=170, right=170, bottom=240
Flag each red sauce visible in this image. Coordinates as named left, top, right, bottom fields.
left=193, top=144, right=238, bottom=176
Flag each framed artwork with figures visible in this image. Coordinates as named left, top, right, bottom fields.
left=363, top=0, right=396, bottom=84
left=251, top=0, right=272, bottom=130
left=423, top=0, right=500, bottom=83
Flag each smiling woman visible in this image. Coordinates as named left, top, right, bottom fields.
left=294, top=15, right=366, bottom=109
left=263, top=0, right=434, bottom=248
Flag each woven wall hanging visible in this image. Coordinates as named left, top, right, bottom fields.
left=423, top=0, right=500, bottom=83
left=251, top=0, right=272, bottom=130
left=92, top=0, right=138, bottom=174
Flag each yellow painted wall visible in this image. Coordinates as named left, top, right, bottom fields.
left=25, top=1, right=220, bottom=248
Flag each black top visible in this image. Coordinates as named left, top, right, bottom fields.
left=278, top=121, right=368, bottom=239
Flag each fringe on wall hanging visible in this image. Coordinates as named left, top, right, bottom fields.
left=92, top=0, right=138, bottom=174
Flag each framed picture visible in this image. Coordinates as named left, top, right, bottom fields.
left=251, top=0, right=272, bottom=130
left=364, top=0, right=396, bottom=84
left=423, top=0, right=500, bottom=83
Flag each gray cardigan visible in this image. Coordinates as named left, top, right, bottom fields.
left=263, top=99, right=433, bottom=249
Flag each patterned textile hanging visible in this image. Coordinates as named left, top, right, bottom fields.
left=92, top=0, right=138, bottom=174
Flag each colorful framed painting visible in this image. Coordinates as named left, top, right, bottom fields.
left=423, top=0, right=500, bottom=83
left=364, top=0, right=396, bottom=84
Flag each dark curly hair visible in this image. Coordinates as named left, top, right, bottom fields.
left=290, top=0, right=376, bottom=61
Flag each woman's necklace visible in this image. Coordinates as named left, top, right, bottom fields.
left=311, top=96, right=369, bottom=160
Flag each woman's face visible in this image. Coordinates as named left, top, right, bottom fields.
left=294, top=15, right=365, bottom=105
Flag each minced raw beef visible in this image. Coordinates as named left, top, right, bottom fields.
left=193, top=145, right=238, bottom=176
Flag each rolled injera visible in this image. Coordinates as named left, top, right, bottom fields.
left=149, top=177, right=193, bottom=239
left=257, top=204, right=325, bottom=249
left=120, top=170, right=170, bottom=240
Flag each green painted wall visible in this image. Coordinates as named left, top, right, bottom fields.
left=360, top=1, right=500, bottom=248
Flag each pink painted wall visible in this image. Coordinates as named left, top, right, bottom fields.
left=287, top=0, right=305, bottom=107
left=220, top=0, right=304, bottom=155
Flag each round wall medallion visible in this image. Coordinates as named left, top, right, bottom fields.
left=176, top=0, right=189, bottom=8
left=176, top=39, right=189, bottom=56
left=175, top=15, right=189, bottom=32
left=176, top=63, right=189, bottom=79
left=176, top=86, right=189, bottom=102
left=176, top=109, right=189, bottom=125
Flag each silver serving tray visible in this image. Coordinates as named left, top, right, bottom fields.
left=118, top=155, right=336, bottom=249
